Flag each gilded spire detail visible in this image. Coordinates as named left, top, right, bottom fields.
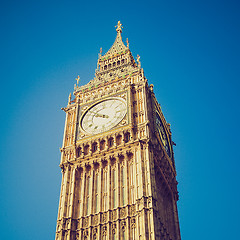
left=101, top=21, right=127, bottom=58
left=90, top=21, right=139, bottom=85
left=115, top=21, right=123, bottom=33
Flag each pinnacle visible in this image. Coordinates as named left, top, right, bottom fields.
left=102, top=21, right=128, bottom=58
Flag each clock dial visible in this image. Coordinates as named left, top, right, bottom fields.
left=81, top=98, right=126, bottom=134
left=156, top=112, right=171, bottom=157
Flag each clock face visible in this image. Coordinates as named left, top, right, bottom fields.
left=156, top=112, right=171, bottom=157
left=81, top=98, right=127, bottom=135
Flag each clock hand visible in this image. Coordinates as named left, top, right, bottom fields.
left=95, top=113, right=109, bottom=118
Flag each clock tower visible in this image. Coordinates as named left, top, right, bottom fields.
left=55, top=21, right=181, bottom=240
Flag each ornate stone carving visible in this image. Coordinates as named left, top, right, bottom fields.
left=102, top=225, right=107, bottom=236
left=148, top=197, right=152, bottom=207
left=130, top=204, right=136, bottom=215
left=102, top=212, right=107, bottom=223
left=120, top=93, right=127, bottom=100
left=119, top=155, right=125, bottom=166
left=57, top=222, right=61, bottom=231
left=112, top=223, right=117, bottom=234
left=120, top=119, right=127, bottom=125
left=66, top=219, right=71, bottom=229
left=121, top=220, right=126, bottom=232
left=93, top=228, right=98, bottom=234
left=77, top=220, right=81, bottom=229
left=62, top=218, right=66, bottom=228
left=83, top=217, right=89, bottom=228
left=92, top=228, right=98, bottom=239
left=102, top=164, right=108, bottom=172
left=93, top=215, right=98, bottom=225
left=56, top=233, right=60, bottom=240
left=131, top=218, right=136, bottom=228
left=120, top=207, right=126, bottom=218
left=83, top=229, right=88, bottom=237
left=112, top=209, right=118, bottom=220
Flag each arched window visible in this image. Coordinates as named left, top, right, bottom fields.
left=116, top=135, right=122, bottom=145
left=76, top=147, right=81, bottom=157
left=84, top=145, right=89, bottom=155
left=92, top=142, right=97, bottom=153
left=108, top=137, right=114, bottom=148
left=100, top=140, right=105, bottom=151
left=124, top=132, right=130, bottom=143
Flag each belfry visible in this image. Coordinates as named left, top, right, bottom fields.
left=55, top=21, right=181, bottom=240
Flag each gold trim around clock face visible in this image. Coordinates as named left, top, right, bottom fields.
left=80, top=98, right=127, bottom=135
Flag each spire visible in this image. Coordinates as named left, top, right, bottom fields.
left=94, top=21, right=138, bottom=82
left=102, top=21, right=128, bottom=58
left=74, top=22, right=139, bottom=92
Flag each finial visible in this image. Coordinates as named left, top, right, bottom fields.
left=126, top=38, right=129, bottom=48
left=149, top=84, right=154, bottom=92
left=75, top=75, right=80, bottom=86
left=68, top=93, right=72, bottom=105
left=97, top=48, right=102, bottom=70
left=98, top=47, right=103, bottom=64
left=115, top=21, right=123, bottom=33
left=137, top=54, right=141, bottom=68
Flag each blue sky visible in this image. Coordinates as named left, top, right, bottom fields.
left=0, top=0, right=240, bottom=239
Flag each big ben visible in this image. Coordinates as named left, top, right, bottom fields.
left=55, top=21, right=181, bottom=240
